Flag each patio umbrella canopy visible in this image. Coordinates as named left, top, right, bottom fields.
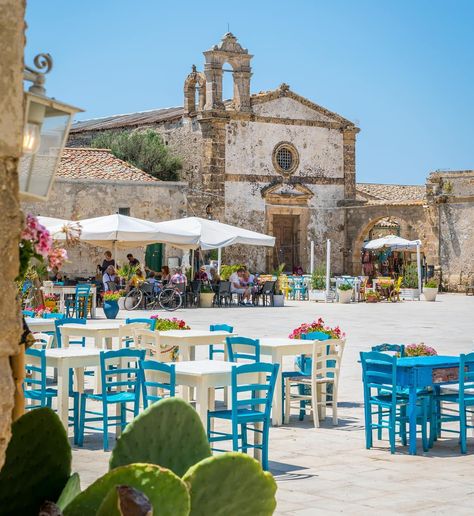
left=363, top=234, right=421, bottom=251
left=153, top=216, right=276, bottom=250
left=37, top=216, right=73, bottom=237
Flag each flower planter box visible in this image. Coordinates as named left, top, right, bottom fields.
left=309, top=289, right=326, bottom=302
left=337, top=289, right=353, bottom=304
left=199, top=292, right=215, bottom=308
left=273, top=294, right=285, bottom=307
left=400, top=288, right=420, bottom=301
left=423, top=287, right=438, bottom=302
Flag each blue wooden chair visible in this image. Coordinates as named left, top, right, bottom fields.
left=208, top=362, right=279, bottom=470
left=43, top=312, right=65, bottom=320
left=140, top=360, right=176, bottom=408
left=78, top=348, right=145, bottom=450
left=209, top=324, right=234, bottom=359
left=24, top=348, right=80, bottom=443
left=360, top=351, right=432, bottom=453
left=55, top=317, right=87, bottom=348
left=226, top=336, right=260, bottom=363
left=438, top=352, right=474, bottom=453
left=371, top=343, right=405, bottom=357
left=23, top=310, right=35, bottom=317
left=66, top=284, right=91, bottom=318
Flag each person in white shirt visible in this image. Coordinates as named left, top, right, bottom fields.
left=229, top=267, right=251, bottom=305
left=102, top=265, right=117, bottom=290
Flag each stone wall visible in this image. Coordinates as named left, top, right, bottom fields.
left=0, top=0, right=25, bottom=468
left=22, top=178, right=188, bottom=276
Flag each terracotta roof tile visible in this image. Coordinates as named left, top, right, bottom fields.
left=57, top=148, right=157, bottom=182
left=356, top=183, right=426, bottom=202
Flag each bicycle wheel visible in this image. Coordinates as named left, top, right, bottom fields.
left=124, top=288, right=143, bottom=310
left=158, top=288, right=183, bottom=311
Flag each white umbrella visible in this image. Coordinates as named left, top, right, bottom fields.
left=37, top=216, right=73, bottom=237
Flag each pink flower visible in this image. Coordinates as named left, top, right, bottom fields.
left=48, top=247, right=68, bottom=270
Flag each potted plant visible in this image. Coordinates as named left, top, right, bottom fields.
left=309, top=263, right=327, bottom=302
left=404, top=342, right=437, bottom=357
left=423, top=279, right=438, bottom=302
left=337, top=282, right=353, bottom=304
left=199, top=284, right=215, bottom=308
left=366, top=291, right=380, bottom=303
left=400, top=263, right=420, bottom=300
left=272, top=263, right=285, bottom=307
left=116, top=264, right=139, bottom=284
left=151, top=315, right=190, bottom=361
left=103, top=290, right=121, bottom=319
left=43, top=293, right=58, bottom=310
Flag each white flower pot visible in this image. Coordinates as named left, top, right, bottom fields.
left=423, top=287, right=438, bottom=302
left=400, top=288, right=420, bottom=300
left=337, top=289, right=353, bottom=304
left=309, top=289, right=326, bottom=302
left=199, top=292, right=215, bottom=308
left=273, top=294, right=285, bottom=307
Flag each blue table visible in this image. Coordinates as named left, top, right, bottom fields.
left=397, top=356, right=461, bottom=455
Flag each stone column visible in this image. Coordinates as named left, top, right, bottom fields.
left=203, top=61, right=224, bottom=111
left=343, top=128, right=359, bottom=200
left=232, top=68, right=252, bottom=112
left=0, top=0, right=25, bottom=469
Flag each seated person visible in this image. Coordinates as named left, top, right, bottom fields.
left=229, top=267, right=252, bottom=305
left=209, top=267, right=221, bottom=284
left=49, top=268, right=64, bottom=283
left=126, top=268, right=145, bottom=292
left=102, top=265, right=117, bottom=290
left=194, top=265, right=209, bottom=282
left=146, top=271, right=161, bottom=294
left=170, top=268, right=187, bottom=286
left=160, top=265, right=171, bottom=284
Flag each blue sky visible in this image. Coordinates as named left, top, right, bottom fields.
left=25, top=0, right=473, bottom=185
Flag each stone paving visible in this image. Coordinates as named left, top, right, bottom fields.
left=72, top=294, right=474, bottom=514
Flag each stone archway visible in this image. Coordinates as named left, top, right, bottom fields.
left=184, top=66, right=206, bottom=115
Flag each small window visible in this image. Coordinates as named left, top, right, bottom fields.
left=118, top=207, right=130, bottom=216
left=276, top=147, right=293, bottom=171
left=272, top=142, right=299, bottom=176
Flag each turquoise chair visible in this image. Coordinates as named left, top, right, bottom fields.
left=24, top=348, right=80, bottom=443
left=43, top=312, right=65, bottom=320
left=78, top=348, right=145, bottom=450
left=209, top=324, right=234, bottom=359
left=23, top=310, right=35, bottom=317
left=371, top=343, right=405, bottom=357
left=360, top=351, right=432, bottom=453
left=208, top=362, right=279, bottom=470
left=55, top=317, right=86, bottom=347
left=438, top=352, right=474, bottom=453
left=66, top=284, right=91, bottom=318
left=226, top=336, right=260, bottom=363
left=140, top=360, right=176, bottom=408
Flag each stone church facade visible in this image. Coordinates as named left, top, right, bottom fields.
left=62, top=33, right=473, bottom=290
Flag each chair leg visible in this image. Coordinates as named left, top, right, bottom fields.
left=389, top=407, right=396, bottom=454
left=73, top=394, right=79, bottom=445
left=421, top=398, right=429, bottom=453
left=262, top=421, right=269, bottom=471
left=241, top=423, right=248, bottom=453
left=312, top=382, right=320, bottom=428
left=400, top=405, right=407, bottom=446
left=103, top=402, right=109, bottom=451
left=460, top=402, right=467, bottom=454
left=284, top=380, right=291, bottom=424
left=78, top=395, right=86, bottom=447
left=332, top=383, right=338, bottom=425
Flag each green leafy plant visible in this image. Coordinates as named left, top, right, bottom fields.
left=337, top=282, right=353, bottom=292
left=311, top=263, right=326, bottom=290
left=91, top=129, right=182, bottom=181
left=366, top=291, right=380, bottom=302
left=425, top=279, right=438, bottom=289
left=401, top=263, right=419, bottom=289
left=200, top=284, right=214, bottom=294
left=116, top=264, right=139, bottom=281
left=220, top=264, right=244, bottom=281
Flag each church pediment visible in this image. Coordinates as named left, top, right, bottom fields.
left=261, top=181, right=314, bottom=205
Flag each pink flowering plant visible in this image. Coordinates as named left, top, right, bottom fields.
left=150, top=315, right=190, bottom=331
left=404, top=343, right=437, bottom=357
left=289, top=317, right=345, bottom=340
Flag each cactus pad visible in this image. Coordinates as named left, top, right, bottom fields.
left=57, top=473, right=81, bottom=511
left=110, top=398, right=211, bottom=476
left=63, top=463, right=189, bottom=516
left=0, top=407, right=71, bottom=515
left=183, top=453, right=277, bottom=516
left=97, top=485, right=152, bottom=516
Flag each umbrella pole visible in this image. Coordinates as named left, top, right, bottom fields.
left=310, top=241, right=314, bottom=274
left=113, top=241, right=117, bottom=267
left=217, top=247, right=222, bottom=275
left=191, top=249, right=194, bottom=278
left=325, top=239, right=331, bottom=301
left=416, top=243, right=422, bottom=299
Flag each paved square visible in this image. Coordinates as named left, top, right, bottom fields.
left=72, top=294, right=474, bottom=514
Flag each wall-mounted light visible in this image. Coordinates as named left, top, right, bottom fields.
left=205, top=204, right=213, bottom=220
left=19, top=53, right=83, bottom=201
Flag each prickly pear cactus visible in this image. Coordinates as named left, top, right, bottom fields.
left=97, top=485, right=152, bottom=516
left=183, top=453, right=277, bottom=516
left=57, top=473, right=81, bottom=512
left=0, top=407, right=71, bottom=516
left=110, top=398, right=211, bottom=477
left=63, top=463, right=190, bottom=516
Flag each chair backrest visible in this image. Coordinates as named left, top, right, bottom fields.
left=311, top=339, right=345, bottom=383
left=231, top=362, right=279, bottom=419
left=226, top=336, right=260, bottom=363
left=31, top=332, right=54, bottom=349
left=210, top=324, right=234, bottom=333
left=218, top=281, right=231, bottom=294
left=459, top=353, right=474, bottom=400
left=118, top=323, right=148, bottom=348
left=126, top=318, right=156, bottom=331
left=133, top=328, right=160, bottom=357
left=55, top=317, right=87, bottom=347
left=42, top=312, right=65, bottom=320
left=24, top=348, right=47, bottom=407
left=301, top=331, right=330, bottom=341
left=100, top=349, right=145, bottom=395
left=190, top=280, right=201, bottom=293
left=371, top=343, right=405, bottom=357
left=140, top=282, right=155, bottom=295
left=23, top=310, right=35, bottom=317
left=360, top=351, right=397, bottom=399
left=261, top=281, right=276, bottom=295
left=140, top=360, right=176, bottom=408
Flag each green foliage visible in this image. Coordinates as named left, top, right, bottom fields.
left=116, top=264, right=139, bottom=280
left=425, top=278, right=438, bottom=289
left=220, top=264, right=244, bottom=281
left=272, top=263, right=285, bottom=277
left=200, top=283, right=214, bottom=293
left=338, top=282, right=353, bottom=292
left=402, top=263, right=419, bottom=288
left=0, top=408, right=71, bottom=516
left=110, top=398, right=211, bottom=477
left=311, top=263, right=326, bottom=290
left=64, top=464, right=190, bottom=516
left=91, top=129, right=182, bottom=181
left=57, top=473, right=81, bottom=512
left=183, top=453, right=277, bottom=516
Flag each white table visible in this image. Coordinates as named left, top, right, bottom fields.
left=27, top=348, right=101, bottom=431
left=60, top=321, right=124, bottom=349
left=41, top=285, right=97, bottom=318
left=159, top=330, right=235, bottom=361
left=25, top=317, right=56, bottom=333
left=259, top=338, right=316, bottom=426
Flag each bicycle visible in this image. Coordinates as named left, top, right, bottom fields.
left=124, top=282, right=183, bottom=311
